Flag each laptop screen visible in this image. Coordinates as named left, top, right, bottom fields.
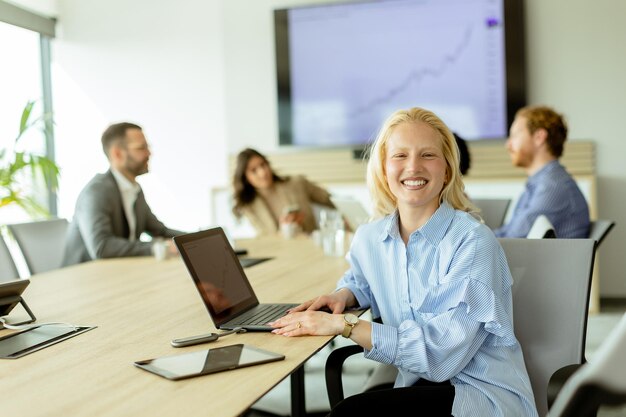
left=174, top=228, right=259, bottom=326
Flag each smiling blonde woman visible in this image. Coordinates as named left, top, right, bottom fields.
left=270, top=107, right=538, bottom=417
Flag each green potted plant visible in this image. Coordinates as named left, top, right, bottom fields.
left=0, top=100, right=60, bottom=218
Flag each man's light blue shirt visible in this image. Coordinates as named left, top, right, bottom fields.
left=337, top=203, right=538, bottom=417
left=494, top=160, right=590, bottom=238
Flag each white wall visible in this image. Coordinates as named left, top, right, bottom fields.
left=222, top=0, right=626, bottom=296
left=523, top=0, right=626, bottom=296
left=52, top=0, right=227, bottom=232
left=222, top=0, right=342, bottom=154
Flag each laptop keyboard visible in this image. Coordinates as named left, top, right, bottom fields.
left=235, top=304, right=296, bottom=326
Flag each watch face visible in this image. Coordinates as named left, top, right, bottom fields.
left=345, top=313, right=358, bottom=325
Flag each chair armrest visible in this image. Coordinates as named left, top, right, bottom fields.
left=548, top=364, right=584, bottom=409
left=325, top=344, right=364, bottom=408
left=548, top=363, right=626, bottom=417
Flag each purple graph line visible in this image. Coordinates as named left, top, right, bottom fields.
left=346, top=25, right=474, bottom=119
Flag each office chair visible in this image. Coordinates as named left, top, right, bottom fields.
left=325, top=238, right=596, bottom=417
left=472, top=198, right=511, bottom=230
left=547, top=312, right=626, bottom=417
left=587, top=219, right=615, bottom=249
left=546, top=219, right=617, bottom=405
left=6, top=218, right=69, bottom=276
left=0, top=234, right=20, bottom=282
left=502, top=238, right=595, bottom=415
left=527, top=214, right=557, bottom=239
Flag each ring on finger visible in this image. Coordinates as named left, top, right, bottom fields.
left=296, top=321, right=302, bottom=329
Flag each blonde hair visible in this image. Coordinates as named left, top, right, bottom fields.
left=366, top=107, right=477, bottom=218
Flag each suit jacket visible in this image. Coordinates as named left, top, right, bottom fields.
left=62, top=170, right=184, bottom=266
left=240, top=175, right=334, bottom=236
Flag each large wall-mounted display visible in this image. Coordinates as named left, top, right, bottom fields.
left=274, top=0, right=526, bottom=147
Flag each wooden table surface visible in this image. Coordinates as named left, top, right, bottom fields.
left=0, top=235, right=349, bottom=417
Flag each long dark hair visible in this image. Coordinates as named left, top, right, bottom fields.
left=232, top=148, right=284, bottom=217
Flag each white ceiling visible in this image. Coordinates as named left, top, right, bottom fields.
left=4, top=0, right=58, bottom=18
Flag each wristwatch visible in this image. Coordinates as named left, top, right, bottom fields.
left=342, top=313, right=359, bottom=338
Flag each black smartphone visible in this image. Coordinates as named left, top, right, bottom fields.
left=134, top=344, right=285, bottom=380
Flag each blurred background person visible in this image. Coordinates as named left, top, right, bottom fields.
left=454, top=132, right=471, bottom=177
left=494, top=105, right=590, bottom=238
left=232, top=148, right=335, bottom=236
left=63, top=122, right=185, bottom=266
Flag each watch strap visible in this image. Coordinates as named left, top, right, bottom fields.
left=342, top=314, right=357, bottom=338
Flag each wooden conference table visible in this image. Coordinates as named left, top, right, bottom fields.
left=0, top=235, right=350, bottom=417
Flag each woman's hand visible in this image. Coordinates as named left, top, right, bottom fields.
left=269, top=310, right=344, bottom=337
left=279, top=210, right=305, bottom=226
left=271, top=288, right=357, bottom=336
left=289, top=288, right=354, bottom=315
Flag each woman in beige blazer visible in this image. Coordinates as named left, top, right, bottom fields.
left=232, top=148, right=335, bottom=236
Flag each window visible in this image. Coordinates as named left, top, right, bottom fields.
left=0, top=18, right=55, bottom=223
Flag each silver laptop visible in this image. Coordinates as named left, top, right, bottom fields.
left=330, top=196, right=371, bottom=232
left=173, top=227, right=297, bottom=331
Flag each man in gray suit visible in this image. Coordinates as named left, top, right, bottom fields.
left=63, top=122, right=185, bottom=266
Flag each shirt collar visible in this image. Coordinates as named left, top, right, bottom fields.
left=379, top=202, right=455, bottom=247
left=111, top=168, right=141, bottom=195
left=528, top=160, right=560, bottom=187
left=379, top=210, right=401, bottom=241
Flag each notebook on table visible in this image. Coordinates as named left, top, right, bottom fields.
left=173, top=227, right=297, bottom=331
left=239, top=257, right=272, bottom=268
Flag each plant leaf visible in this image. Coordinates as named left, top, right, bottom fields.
left=3, top=99, right=60, bottom=219
left=18, top=100, right=36, bottom=141
left=13, top=195, right=49, bottom=218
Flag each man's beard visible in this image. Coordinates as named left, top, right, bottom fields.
left=511, top=150, right=531, bottom=168
left=127, top=160, right=149, bottom=177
